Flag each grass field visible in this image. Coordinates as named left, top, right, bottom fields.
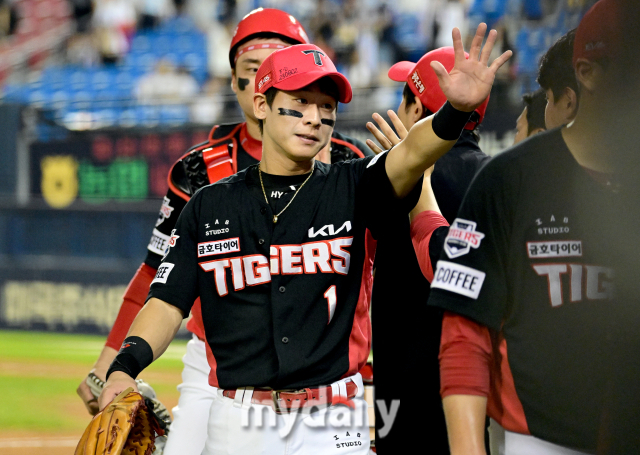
left=0, top=329, right=186, bottom=453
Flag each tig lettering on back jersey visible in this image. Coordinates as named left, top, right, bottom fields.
left=533, top=264, right=614, bottom=307
left=200, top=237, right=353, bottom=296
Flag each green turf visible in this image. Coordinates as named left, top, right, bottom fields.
left=0, top=330, right=187, bottom=433
left=0, top=330, right=188, bottom=368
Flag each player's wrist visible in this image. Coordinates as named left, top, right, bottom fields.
left=106, top=336, right=153, bottom=381
left=432, top=101, right=474, bottom=141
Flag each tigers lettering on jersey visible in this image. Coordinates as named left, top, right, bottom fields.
left=533, top=263, right=614, bottom=307
left=199, top=237, right=353, bottom=296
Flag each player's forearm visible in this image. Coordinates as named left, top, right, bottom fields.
left=127, top=297, right=184, bottom=361
left=443, top=394, right=488, bottom=455
left=104, top=263, right=157, bottom=350
left=385, top=117, right=455, bottom=198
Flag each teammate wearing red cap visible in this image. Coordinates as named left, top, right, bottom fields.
left=98, top=24, right=511, bottom=455
left=76, top=8, right=371, bottom=455
left=422, top=1, right=638, bottom=454
left=365, top=47, right=490, bottom=453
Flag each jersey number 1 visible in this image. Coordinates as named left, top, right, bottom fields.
left=325, top=285, right=337, bottom=324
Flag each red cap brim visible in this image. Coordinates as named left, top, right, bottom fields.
left=388, top=61, right=417, bottom=83
left=273, top=70, right=352, bottom=103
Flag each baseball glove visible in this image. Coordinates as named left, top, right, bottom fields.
left=84, top=373, right=171, bottom=453
left=75, top=387, right=165, bottom=455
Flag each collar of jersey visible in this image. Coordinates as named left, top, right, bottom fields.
left=240, top=123, right=262, bottom=162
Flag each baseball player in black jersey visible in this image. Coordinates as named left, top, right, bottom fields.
left=422, top=1, right=640, bottom=454
left=364, top=47, right=490, bottom=454
left=76, top=8, right=370, bottom=455
left=98, top=25, right=511, bottom=455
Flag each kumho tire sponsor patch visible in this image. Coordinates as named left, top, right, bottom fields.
left=197, top=238, right=240, bottom=257
left=431, top=260, right=486, bottom=299
left=527, top=240, right=582, bottom=258
left=444, top=218, right=485, bottom=259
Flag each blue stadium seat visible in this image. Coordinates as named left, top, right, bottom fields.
left=118, top=108, right=139, bottom=127
left=160, top=104, right=190, bottom=126
left=70, top=70, right=90, bottom=91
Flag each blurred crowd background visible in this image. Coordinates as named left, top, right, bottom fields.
left=0, top=0, right=597, bottom=335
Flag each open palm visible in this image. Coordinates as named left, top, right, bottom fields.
left=432, top=23, right=512, bottom=112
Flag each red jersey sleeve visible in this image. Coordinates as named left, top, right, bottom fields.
left=105, top=263, right=157, bottom=350
left=409, top=210, right=449, bottom=282
left=439, top=311, right=492, bottom=398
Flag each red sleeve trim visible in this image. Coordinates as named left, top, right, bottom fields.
left=105, top=263, right=157, bottom=350
left=440, top=311, right=492, bottom=398
left=330, top=137, right=365, bottom=158
left=409, top=210, right=449, bottom=282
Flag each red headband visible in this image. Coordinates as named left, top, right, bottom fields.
left=234, top=43, right=288, bottom=63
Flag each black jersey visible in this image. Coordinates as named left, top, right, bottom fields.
left=372, top=131, right=488, bottom=453
left=428, top=128, right=618, bottom=451
left=145, top=123, right=370, bottom=270
left=144, top=123, right=370, bottom=341
left=148, top=151, right=421, bottom=390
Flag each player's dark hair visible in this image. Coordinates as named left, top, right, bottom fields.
left=522, top=89, right=547, bottom=135
left=258, top=77, right=339, bottom=135
left=258, top=87, right=279, bottom=135
left=537, top=29, right=579, bottom=100
left=402, top=83, right=429, bottom=120
left=231, top=33, right=302, bottom=69
left=403, top=83, right=481, bottom=142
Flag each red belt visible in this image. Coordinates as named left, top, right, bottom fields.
left=222, top=381, right=358, bottom=414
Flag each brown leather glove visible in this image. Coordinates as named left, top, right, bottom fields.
left=75, top=387, right=165, bottom=455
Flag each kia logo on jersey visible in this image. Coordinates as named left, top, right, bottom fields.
left=308, top=221, right=352, bottom=238
left=444, top=218, right=485, bottom=259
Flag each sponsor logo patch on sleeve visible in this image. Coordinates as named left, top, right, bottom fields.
left=444, top=218, right=485, bottom=259
left=155, top=196, right=174, bottom=227
left=148, top=229, right=171, bottom=256
left=152, top=263, right=175, bottom=285
left=197, top=237, right=240, bottom=257
left=431, top=260, right=486, bottom=299
left=527, top=240, right=582, bottom=258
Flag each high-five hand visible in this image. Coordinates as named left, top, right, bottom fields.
left=432, top=24, right=512, bottom=112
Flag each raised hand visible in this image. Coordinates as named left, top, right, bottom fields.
left=432, top=24, right=512, bottom=112
left=365, top=110, right=409, bottom=155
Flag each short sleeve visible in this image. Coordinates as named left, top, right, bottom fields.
left=355, top=150, right=423, bottom=239
left=427, top=160, right=512, bottom=330
left=147, top=189, right=201, bottom=317
left=144, top=182, right=189, bottom=269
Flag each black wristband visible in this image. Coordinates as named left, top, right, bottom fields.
left=106, top=336, right=154, bottom=381
left=431, top=101, right=474, bottom=141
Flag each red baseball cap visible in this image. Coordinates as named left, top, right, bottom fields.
left=229, top=8, right=310, bottom=67
left=255, top=44, right=352, bottom=103
left=388, top=47, right=489, bottom=128
left=573, top=0, right=622, bottom=65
